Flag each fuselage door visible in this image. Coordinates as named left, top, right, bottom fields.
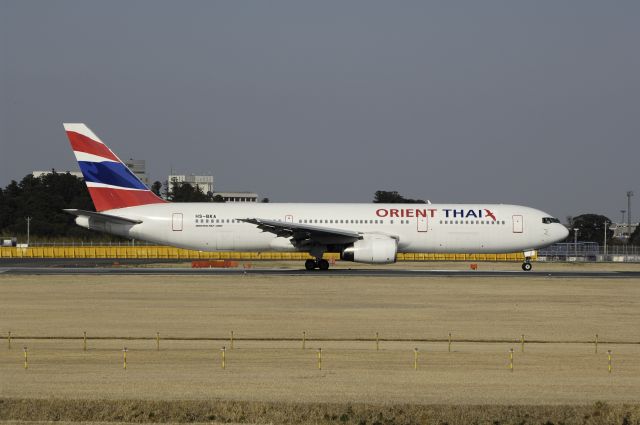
left=285, top=214, right=293, bottom=223
left=417, top=216, right=428, bottom=232
left=512, top=215, right=523, bottom=233
left=172, top=213, right=183, bottom=231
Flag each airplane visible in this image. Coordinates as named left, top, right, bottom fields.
left=63, top=123, right=569, bottom=271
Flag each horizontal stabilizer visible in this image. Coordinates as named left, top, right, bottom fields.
left=63, top=209, right=142, bottom=225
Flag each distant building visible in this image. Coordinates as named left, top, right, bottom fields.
left=124, top=159, right=149, bottom=186
left=213, top=192, right=259, bottom=202
left=32, top=170, right=83, bottom=179
left=610, top=222, right=638, bottom=240
left=168, top=174, right=214, bottom=195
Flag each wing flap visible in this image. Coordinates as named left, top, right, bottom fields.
left=239, top=218, right=362, bottom=244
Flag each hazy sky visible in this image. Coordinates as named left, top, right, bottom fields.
left=1, top=1, right=638, bottom=222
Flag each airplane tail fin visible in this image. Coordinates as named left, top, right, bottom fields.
left=63, top=123, right=166, bottom=212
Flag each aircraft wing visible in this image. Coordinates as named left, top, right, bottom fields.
left=63, top=209, right=143, bottom=225
left=238, top=218, right=362, bottom=245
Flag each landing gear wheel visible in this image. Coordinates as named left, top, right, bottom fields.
left=318, top=259, right=330, bottom=271
left=305, top=259, right=317, bottom=271
left=522, top=262, right=532, bottom=271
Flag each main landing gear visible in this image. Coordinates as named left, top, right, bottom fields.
left=522, top=257, right=532, bottom=271
left=305, top=259, right=330, bottom=271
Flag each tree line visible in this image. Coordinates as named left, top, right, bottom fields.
left=0, top=173, right=638, bottom=244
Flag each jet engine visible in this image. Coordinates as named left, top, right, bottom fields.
left=340, top=234, right=397, bottom=264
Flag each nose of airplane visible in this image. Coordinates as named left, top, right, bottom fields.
left=557, top=225, right=569, bottom=242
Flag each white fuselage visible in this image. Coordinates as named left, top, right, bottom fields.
left=96, top=203, right=568, bottom=255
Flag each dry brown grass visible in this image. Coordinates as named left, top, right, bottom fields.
left=1, top=272, right=639, bottom=411
left=1, top=399, right=640, bottom=425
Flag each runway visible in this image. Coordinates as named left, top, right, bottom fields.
left=2, top=266, right=640, bottom=277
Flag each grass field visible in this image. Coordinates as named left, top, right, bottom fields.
left=1, top=266, right=640, bottom=423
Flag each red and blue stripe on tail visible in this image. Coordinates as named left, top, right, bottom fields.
left=64, top=123, right=166, bottom=212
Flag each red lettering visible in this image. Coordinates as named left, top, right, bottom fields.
left=428, top=208, right=437, bottom=218
left=406, top=209, right=415, bottom=218
left=390, top=209, right=399, bottom=217
left=376, top=208, right=388, bottom=217
left=416, top=209, right=427, bottom=218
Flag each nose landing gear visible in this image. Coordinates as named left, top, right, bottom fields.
left=304, top=259, right=330, bottom=271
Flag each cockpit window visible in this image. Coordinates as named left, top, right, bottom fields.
left=542, top=217, right=560, bottom=224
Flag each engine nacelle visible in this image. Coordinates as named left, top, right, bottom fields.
left=341, top=234, right=397, bottom=264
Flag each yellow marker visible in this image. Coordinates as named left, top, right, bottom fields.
left=123, top=347, right=128, bottom=369
left=509, top=348, right=514, bottom=372
left=448, top=333, right=452, bottom=353
left=521, top=334, right=525, bottom=353
left=413, top=348, right=419, bottom=370
left=8, top=331, right=11, bottom=350
left=221, top=346, right=226, bottom=369
left=376, top=332, right=379, bottom=351
left=83, top=331, right=87, bottom=352
left=317, top=348, right=322, bottom=370
left=156, top=332, right=160, bottom=351
left=302, top=331, right=306, bottom=350
left=595, top=334, right=599, bottom=354
left=23, top=346, right=28, bottom=369
left=230, top=331, right=234, bottom=350
left=608, top=350, right=612, bottom=374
